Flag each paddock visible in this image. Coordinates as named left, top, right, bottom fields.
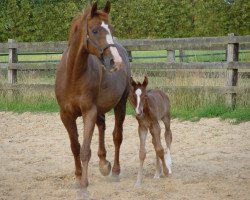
left=0, top=112, right=249, bottom=200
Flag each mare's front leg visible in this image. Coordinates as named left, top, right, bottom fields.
left=60, top=111, right=82, bottom=187
left=77, top=106, right=97, bottom=199
left=112, top=93, right=128, bottom=178
left=135, top=125, right=148, bottom=187
left=96, top=114, right=111, bottom=176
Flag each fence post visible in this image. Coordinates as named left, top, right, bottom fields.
left=8, top=39, right=18, bottom=84
left=226, top=33, right=239, bottom=108
left=179, top=49, right=185, bottom=62
left=127, top=50, right=132, bottom=62
left=167, top=50, right=175, bottom=62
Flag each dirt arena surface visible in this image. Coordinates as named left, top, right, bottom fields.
left=0, top=112, right=249, bottom=200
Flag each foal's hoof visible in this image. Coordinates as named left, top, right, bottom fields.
left=134, top=180, right=142, bottom=188
left=153, top=173, right=161, bottom=179
left=99, top=160, right=111, bottom=176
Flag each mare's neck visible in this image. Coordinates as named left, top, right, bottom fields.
left=66, top=21, right=89, bottom=81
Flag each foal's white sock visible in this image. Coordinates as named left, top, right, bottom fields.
left=165, top=148, right=172, bottom=174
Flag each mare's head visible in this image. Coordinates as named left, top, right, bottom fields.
left=130, top=76, right=148, bottom=118
left=70, top=1, right=122, bottom=71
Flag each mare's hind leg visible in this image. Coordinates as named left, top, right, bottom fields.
left=149, top=121, right=169, bottom=176
left=96, top=114, right=111, bottom=176
left=162, top=114, right=172, bottom=174
left=60, top=111, right=82, bottom=186
left=112, top=92, right=128, bottom=178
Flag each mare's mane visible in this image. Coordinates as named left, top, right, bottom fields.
left=68, top=6, right=110, bottom=46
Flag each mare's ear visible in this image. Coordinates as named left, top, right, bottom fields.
left=142, top=76, right=148, bottom=88
left=144, top=94, right=149, bottom=104
left=130, top=76, right=137, bottom=88
left=103, top=1, right=111, bottom=14
left=91, top=1, right=98, bottom=18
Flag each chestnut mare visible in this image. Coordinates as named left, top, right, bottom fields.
left=129, top=76, right=172, bottom=186
left=55, top=1, right=130, bottom=198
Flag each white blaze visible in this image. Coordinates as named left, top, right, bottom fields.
left=101, top=21, right=122, bottom=64
left=135, top=89, right=142, bottom=115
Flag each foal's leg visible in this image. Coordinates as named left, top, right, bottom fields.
left=60, top=111, right=82, bottom=186
left=112, top=93, right=128, bottom=178
left=162, top=114, right=172, bottom=174
left=135, top=125, right=148, bottom=187
left=149, top=121, right=169, bottom=176
left=152, top=137, right=162, bottom=179
left=96, top=114, right=111, bottom=176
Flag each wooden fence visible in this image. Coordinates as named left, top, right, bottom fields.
left=0, top=33, right=250, bottom=108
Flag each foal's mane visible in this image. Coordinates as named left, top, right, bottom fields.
left=68, top=6, right=110, bottom=46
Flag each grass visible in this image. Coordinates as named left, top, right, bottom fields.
left=0, top=89, right=58, bottom=113
left=1, top=88, right=249, bottom=122
left=0, top=50, right=250, bottom=122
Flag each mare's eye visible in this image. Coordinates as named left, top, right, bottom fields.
left=92, top=29, right=98, bottom=34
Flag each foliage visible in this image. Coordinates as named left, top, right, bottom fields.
left=0, top=0, right=249, bottom=41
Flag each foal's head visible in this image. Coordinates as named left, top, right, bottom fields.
left=130, top=76, right=148, bottom=118
left=71, top=1, right=122, bottom=71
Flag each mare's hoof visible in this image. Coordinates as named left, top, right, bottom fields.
left=76, top=188, right=94, bottom=200
left=105, top=173, right=120, bottom=182
left=73, top=180, right=82, bottom=189
left=99, top=161, right=111, bottom=176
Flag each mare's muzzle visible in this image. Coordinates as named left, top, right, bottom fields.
left=102, top=55, right=115, bottom=71
left=100, top=44, right=122, bottom=71
left=87, top=37, right=120, bottom=71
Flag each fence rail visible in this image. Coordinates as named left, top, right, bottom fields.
left=1, top=35, right=250, bottom=52
left=0, top=33, right=250, bottom=108
left=1, top=84, right=250, bottom=95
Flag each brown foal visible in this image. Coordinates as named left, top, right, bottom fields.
left=55, top=1, right=130, bottom=199
left=129, top=76, right=172, bottom=186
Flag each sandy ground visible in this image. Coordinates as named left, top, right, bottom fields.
left=0, top=112, right=250, bottom=200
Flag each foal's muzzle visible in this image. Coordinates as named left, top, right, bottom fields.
left=135, top=111, right=144, bottom=119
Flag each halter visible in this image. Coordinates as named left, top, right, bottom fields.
left=86, top=35, right=116, bottom=54
left=85, top=16, right=116, bottom=65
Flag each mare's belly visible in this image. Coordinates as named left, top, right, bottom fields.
left=96, top=85, right=124, bottom=114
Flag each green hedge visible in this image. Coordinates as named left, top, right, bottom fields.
left=0, top=0, right=249, bottom=42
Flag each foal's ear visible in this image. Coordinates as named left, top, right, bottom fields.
left=103, top=1, right=111, bottom=14
left=142, top=76, right=148, bottom=87
left=91, top=1, right=98, bottom=18
left=130, top=76, right=137, bottom=88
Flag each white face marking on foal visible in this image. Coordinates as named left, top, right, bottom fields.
left=135, top=88, right=142, bottom=115
left=101, top=21, right=122, bottom=64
